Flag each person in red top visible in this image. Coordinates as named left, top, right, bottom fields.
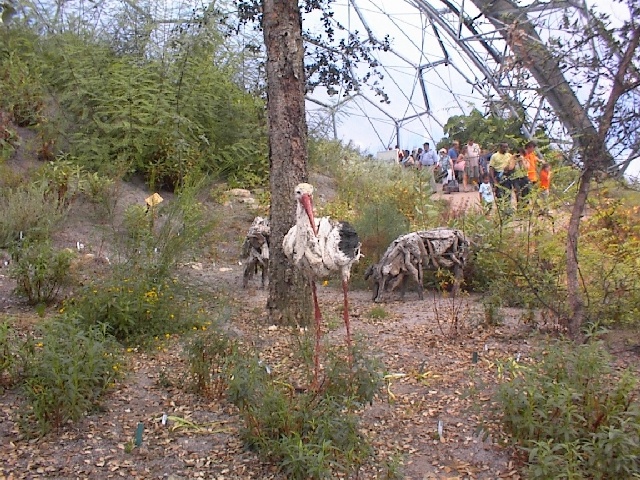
left=538, top=162, right=551, bottom=214
left=524, top=141, right=540, bottom=184
left=539, top=163, right=551, bottom=194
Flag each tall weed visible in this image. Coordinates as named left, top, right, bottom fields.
left=9, top=240, right=74, bottom=304
left=0, top=321, right=17, bottom=387
left=0, top=184, right=65, bottom=248
left=183, top=310, right=237, bottom=398
left=20, top=318, right=120, bottom=436
left=111, top=177, right=216, bottom=277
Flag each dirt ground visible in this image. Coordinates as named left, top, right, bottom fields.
left=0, top=152, right=638, bottom=479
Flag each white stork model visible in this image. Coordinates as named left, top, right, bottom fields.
left=283, top=183, right=362, bottom=386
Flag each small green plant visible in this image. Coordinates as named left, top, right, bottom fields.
left=184, top=322, right=237, bottom=398
left=495, top=340, right=640, bottom=479
left=20, top=318, right=121, bottom=436
left=9, top=240, right=73, bottom=304
left=367, top=305, right=389, bottom=320
left=84, top=172, right=119, bottom=221
left=123, top=440, right=135, bottom=454
left=322, top=341, right=384, bottom=405
left=380, top=451, right=405, bottom=480
left=34, top=156, right=87, bottom=207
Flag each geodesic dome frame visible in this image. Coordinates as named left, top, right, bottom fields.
left=304, top=0, right=593, bottom=153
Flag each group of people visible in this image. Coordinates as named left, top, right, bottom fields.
left=480, top=140, right=551, bottom=214
left=396, top=138, right=552, bottom=215
left=399, top=139, right=485, bottom=192
left=398, top=142, right=439, bottom=169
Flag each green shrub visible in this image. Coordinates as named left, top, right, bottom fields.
left=353, top=199, right=410, bottom=285
left=9, top=240, right=74, bottom=304
left=37, top=31, right=268, bottom=190
left=580, top=196, right=640, bottom=327
left=20, top=318, right=120, bottom=436
left=0, top=184, right=66, bottom=248
left=322, top=341, right=383, bottom=406
left=0, top=321, right=17, bottom=387
left=34, top=156, right=87, bottom=207
left=0, top=31, right=45, bottom=127
left=0, top=111, right=19, bottom=162
left=65, top=180, right=215, bottom=344
left=0, top=320, right=36, bottom=389
left=496, top=341, right=640, bottom=479
left=462, top=211, right=567, bottom=320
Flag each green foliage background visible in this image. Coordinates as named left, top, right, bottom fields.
left=0, top=24, right=268, bottom=190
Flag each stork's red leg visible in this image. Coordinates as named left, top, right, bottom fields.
left=342, top=278, right=353, bottom=367
left=310, top=280, right=322, bottom=389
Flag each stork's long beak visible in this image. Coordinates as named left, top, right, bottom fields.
left=300, top=193, right=317, bottom=236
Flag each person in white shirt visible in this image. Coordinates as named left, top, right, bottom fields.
left=465, top=139, right=481, bottom=190
left=478, top=173, right=495, bottom=214
left=437, top=148, right=453, bottom=185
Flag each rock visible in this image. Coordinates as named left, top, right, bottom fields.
left=227, top=188, right=251, bottom=198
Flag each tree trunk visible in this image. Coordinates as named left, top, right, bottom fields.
left=565, top=167, right=593, bottom=339
left=262, top=0, right=312, bottom=325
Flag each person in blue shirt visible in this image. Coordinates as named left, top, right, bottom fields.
left=447, top=140, right=460, bottom=164
left=419, top=142, right=438, bottom=168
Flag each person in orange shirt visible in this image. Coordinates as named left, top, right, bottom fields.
left=524, top=141, right=540, bottom=184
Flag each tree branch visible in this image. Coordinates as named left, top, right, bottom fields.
left=598, top=23, right=640, bottom=139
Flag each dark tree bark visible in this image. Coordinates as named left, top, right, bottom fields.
left=565, top=167, right=591, bottom=339
left=262, top=0, right=312, bottom=325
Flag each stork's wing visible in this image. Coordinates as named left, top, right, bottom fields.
left=319, top=218, right=361, bottom=271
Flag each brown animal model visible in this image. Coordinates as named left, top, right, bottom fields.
left=365, top=228, right=468, bottom=302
